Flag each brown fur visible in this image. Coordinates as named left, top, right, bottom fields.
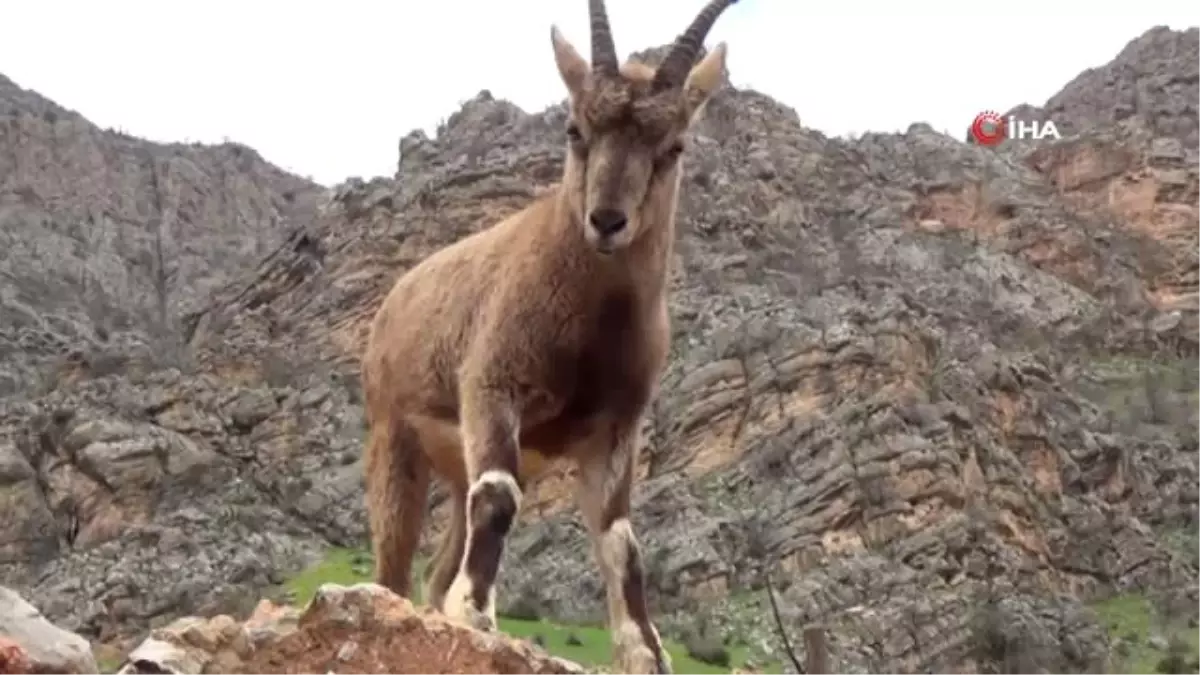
left=361, top=4, right=732, bottom=673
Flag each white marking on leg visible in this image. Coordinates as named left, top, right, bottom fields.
left=443, top=569, right=473, bottom=621
left=442, top=565, right=497, bottom=631
left=469, top=469, right=522, bottom=511
left=483, top=583, right=497, bottom=626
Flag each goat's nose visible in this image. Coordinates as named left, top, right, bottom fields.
left=588, top=208, right=628, bottom=236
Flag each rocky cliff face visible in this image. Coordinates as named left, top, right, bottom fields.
left=0, top=70, right=328, bottom=645
left=1, top=26, right=1196, bottom=674
left=1006, top=26, right=1199, bottom=147
left=0, top=72, right=327, bottom=398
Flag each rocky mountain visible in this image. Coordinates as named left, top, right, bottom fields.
left=1, top=25, right=1197, bottom=674
left=0, top=72, right=327, bottom=398
left=1005, top=26, right=1199, bottom=147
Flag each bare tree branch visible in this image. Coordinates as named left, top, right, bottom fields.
left=766, top=572, right=804, bottom=674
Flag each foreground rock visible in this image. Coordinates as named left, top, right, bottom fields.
left=0, top=637, right=32, bottom=675
left=0, top=586, right=97, bottom=674
left=116, top=583, right=584, bottom=675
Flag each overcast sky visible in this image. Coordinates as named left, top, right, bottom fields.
left=2, top=1, right=1196, bottom=186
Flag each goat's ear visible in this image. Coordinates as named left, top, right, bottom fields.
left=683, top=42, right=727, bottom=123
left=551, top=26, right=589, bottom=100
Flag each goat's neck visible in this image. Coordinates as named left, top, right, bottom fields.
left=627, top=196, right=677, bottom=303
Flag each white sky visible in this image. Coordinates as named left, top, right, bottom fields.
left=2, top=1, right=1196, bottom=186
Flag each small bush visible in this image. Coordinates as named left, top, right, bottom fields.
left=682, top=629, right=730, bottom=668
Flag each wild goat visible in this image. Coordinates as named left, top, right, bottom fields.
left=361, top=1, right=737, bottom=672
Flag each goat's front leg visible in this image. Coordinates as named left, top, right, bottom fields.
left=576, top=423, right=671, bottom=675
left=442, top=385, right=522, bottom=632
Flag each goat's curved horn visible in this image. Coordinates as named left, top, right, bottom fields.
left=653, top=0, right=738, bottom=90
left=589, top=0, right=620, bottom=75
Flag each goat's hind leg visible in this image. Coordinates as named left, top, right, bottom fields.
left=576, top=429, right=671, bottom=674
left=442, top=387, right=523, bottom=632
left=364, top=416, right=431, bottom=598
left=423, top=484, right=467, bottom=612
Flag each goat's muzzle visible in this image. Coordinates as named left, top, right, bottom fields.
left=586, top=208, right=629, bottom=254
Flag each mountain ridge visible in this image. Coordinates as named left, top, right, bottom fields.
left=0, top=68, right=328, bottom=398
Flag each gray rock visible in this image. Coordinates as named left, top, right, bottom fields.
left=0, top=586, right=97, bottom=674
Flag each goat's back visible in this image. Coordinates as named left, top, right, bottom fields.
left=361, top=196, right=554, bottom=420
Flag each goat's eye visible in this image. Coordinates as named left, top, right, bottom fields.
left=656, top=142, right=685, bottom=168
left=566, top=125, right=583, bottom=142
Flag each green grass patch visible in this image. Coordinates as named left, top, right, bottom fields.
left=1161, top=526, right=1200, bottom=571
left=1092, top=593, right=1199, bottom=674
left=94, top=653, right=123, bottom=674
left=278, top=547, right=777, bottom=673
left=282, top=547, right=375, bottom=606
left=1084, top=355, right=1194, bottom=390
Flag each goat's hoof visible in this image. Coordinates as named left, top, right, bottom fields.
left=452, top=602, right=496, bottom=633
left=469, top=612, right=497, bottom=632
left=443, top=606, right=494, bottom=632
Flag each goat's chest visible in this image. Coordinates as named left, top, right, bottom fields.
left=555, top=291, right=665, bottom=424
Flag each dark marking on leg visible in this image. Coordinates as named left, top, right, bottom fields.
left=464, top=478, right=518, bottom=611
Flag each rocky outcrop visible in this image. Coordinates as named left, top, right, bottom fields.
left=116, top=583, right=583, bottom=675
left=0, top=586, right=96, bottom=673
left=0, top=371, right=353, bottom=642
left=0, top=70, right=330, bottom=641
left=0, top=25, right=1196, bottom=675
